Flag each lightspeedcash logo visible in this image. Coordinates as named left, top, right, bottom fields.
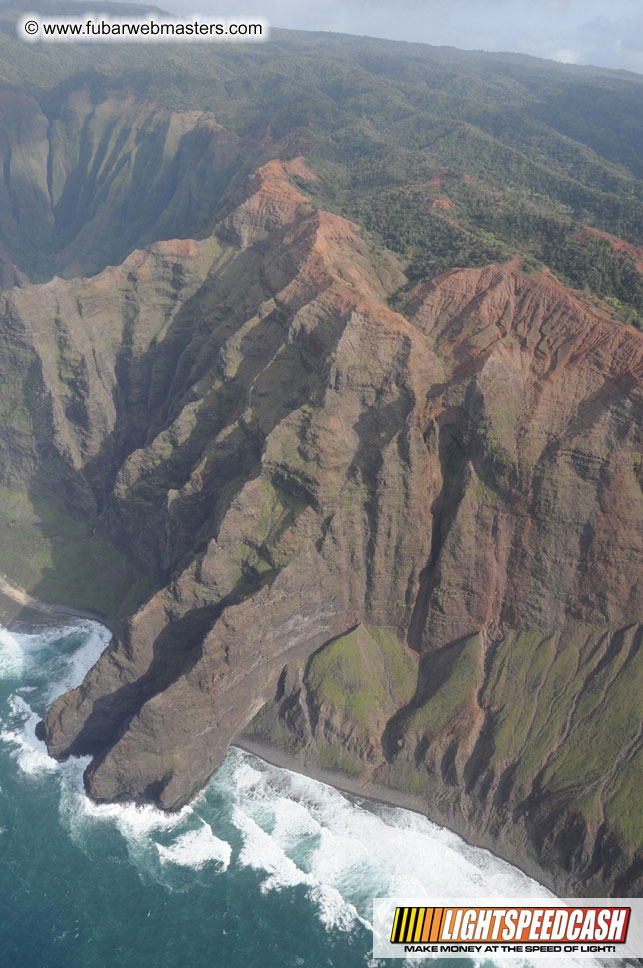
left=373, top=898, right=643, bottom=960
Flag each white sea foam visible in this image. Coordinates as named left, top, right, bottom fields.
left=1, top=621, right=603, bottom=965
left=218, top=750, right=555, bottom=941
left=306, top=883, right=369, bottom=932
left=267, top=793, right=322, bottom=848
left=0, top=619, right=110, bottom=701
left=0, top=619, right=112, bottom=778
left=58, top=754, right=192, bottom=842
left=157, top=821, right=231, bottom=871
left=230, top=803, right=367, bottom=931
left=50, top=754, right=203, bottom=886
left=22, top=619, right=112, bottom=701
left=0, top=625, right=24, bottom=679
left=0, top=694, right=59, bottom=775
left=51, top=620, right=112, bottom=698
left=0, top=619, right=191, bottom=871
left=222, top=753, right=613, bottom=966
left=228, top=759, right=265, bottom=794
left=232, top=806, right=307, bottom=891
left=249, top=756, right=548, bottom=902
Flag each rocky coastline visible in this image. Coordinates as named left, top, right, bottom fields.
left=0, top=160, right=639, bottom=898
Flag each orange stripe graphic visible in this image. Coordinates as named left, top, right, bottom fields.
left=430, top=908, right=443, bottom=943
left=421, top=907, right=434, bottom=942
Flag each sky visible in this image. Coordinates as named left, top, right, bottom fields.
left=164, top=0, right=643, bottom=74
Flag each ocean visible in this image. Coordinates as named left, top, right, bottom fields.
left=0, top=619, right=586, bottom=968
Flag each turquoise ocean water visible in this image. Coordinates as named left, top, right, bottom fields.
left=0, top=619, right=593, bottom=968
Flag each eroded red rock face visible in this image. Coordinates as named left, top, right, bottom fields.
left=406, top=263, right=643, bottom=642
left=9, top=159, right=639, bottom=894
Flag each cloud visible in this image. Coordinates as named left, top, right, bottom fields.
left=166, top=0, right=643, bottom=74
left=575, top=15, right=643, bottom=72
left=554, top=48, right=580, bottom=63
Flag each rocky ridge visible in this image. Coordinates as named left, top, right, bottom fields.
left=0, top=156, right=638, bottom=895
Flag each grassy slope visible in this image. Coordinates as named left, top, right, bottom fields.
left=246, top=625, right=418, bottom=774
left=247, top=625, right=642, bottom=858
left=0, top=487, right=155, bottom=617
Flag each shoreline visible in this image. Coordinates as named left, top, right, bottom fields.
left=0, top=579, right=556, bottom=896
left=234, top=735, right=557, bottom=896
left=234, top=735, right=433, bottom=817
left=0, top=576, right=114, bottom=634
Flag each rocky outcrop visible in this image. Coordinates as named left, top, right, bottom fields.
left=0, top=157, right=637, bottom=894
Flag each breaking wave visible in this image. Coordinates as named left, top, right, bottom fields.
left=0, top=626, right=23, bottom=679
left=157, top=821, right=232, bottom=871
left=0, top=619, right=609, bottom=966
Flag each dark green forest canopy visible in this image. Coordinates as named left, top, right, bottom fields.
left=1, top=0, right=642, bottom=325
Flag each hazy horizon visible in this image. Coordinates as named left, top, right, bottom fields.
left=155, top=0, right=643, bottom=75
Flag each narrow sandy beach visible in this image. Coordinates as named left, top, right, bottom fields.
left=0, top=575, right=112, bottom=630
left=0, top=577, right=555, bottom=894
left=235, top=735, right=432, bottom=816
left=234, top=736, right=556, bottom=894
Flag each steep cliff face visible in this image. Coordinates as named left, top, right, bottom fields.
left=37, top=158, right=434, bottom=802
left=243, top=242, right=643, bottom=896
left=0, top=156, right=639, bottom=894
left=0, top=85, right=240, bottom=282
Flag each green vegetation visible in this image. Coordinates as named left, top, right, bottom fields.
left=0, top=370, right=31, bottom=430
left=350, top=189, right=505, bottom=282
left=482, top=630, right=558, bottom=778
left=226, top=474, right=310, bottom=596
left=316, top=740, right=365, bottom=776
left=0, top=486, right=156, bottom=618
left=542, top=636, right=642, bottom=796
left=245, top=625, right=418, bottom=778
left=0, top=8, right=641, bottom=326
left=348, top=181, right=642, bottom=328
left=243, top=712, right=305, bottom=757
left=455, top=187, right=643, bottom=326
left=605, top=753, right=643, bottom=845
left=478, top=625, right=642, bottom=847
left=402, top=634, right=482, bottom=739
left=307, top=625, right=417, bottom=730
